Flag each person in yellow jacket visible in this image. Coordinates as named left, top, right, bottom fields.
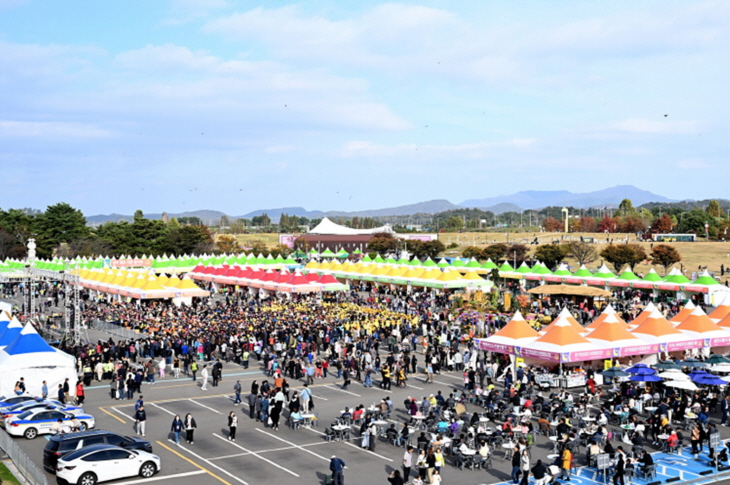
left=560, top=447, right=572, bottom=481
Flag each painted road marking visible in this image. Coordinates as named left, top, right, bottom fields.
left=115, top=470, right=206, bottom=485
left=255, top=428, right=342, bottom=467
left=111, top=407, right=136, bottom=421
left=150, top=403, right=176, bottom=416
left=158, top=440, right=240, bottom=485
left=99, top=407, right=127, bottom=423
left=189, top=399, right=221, bottom=414
left=303, top=426, right=394, bottom=462
left=212, top=433, right=299, bottom=477
left=325, top=385, right=361, bottom=397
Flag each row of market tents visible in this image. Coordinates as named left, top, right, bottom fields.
left=475, top=297, right=730, bottom=364
left=0, top=311, right=77, bottom=397
left=68, top=268, right=209, bottom=300
left=188, top=266, right=348, bottom=294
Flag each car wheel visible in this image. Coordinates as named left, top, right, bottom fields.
left=139, top=461, right=157, bottom=478
left=23, top=427, right=37, bottom=439
left=77, top=422, right=87, bottom=431
left=79, top=472, right=97, bottom=485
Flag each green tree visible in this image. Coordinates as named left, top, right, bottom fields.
left=216, top=234, right=240, bottom=253
left=533, top=244, right=569, bottom=269
left=618, top=198, right=636, bottom=217
left=482, top=243, right=508, bottom=262
left=600, top=244, right=647, bottom=272
left=367, top=232, right=398, bottom=254
left=706, top=200, right=723, bottom=218
left=677, top=209, right=715, bottom=236
left=461, top=246, right=484, bottom=259
left=34, top=203, right=90, bottom=256
left=650, top=244, right=682, bottom=272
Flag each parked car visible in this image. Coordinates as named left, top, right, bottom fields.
left=44, top=430, right=153, bottom=473
left=56, top=444, right=160, bottom=485
left=0, top=395, right=40, bottom=410
left=0, top=400, right=83, bottom=426
left=3, top=407, right=94, bottom=439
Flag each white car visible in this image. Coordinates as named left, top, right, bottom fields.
left=56, top=444, right=160, bottom=485
left=3, top=407, right=95, bottom=439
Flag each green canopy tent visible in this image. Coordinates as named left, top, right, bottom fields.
left=641, top=268, right=663, bottom=282
left=552, top=264, right=573, bottom=277
left=573, top=265, right=592, bottom=277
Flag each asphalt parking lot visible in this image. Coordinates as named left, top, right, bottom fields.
left=10, top=358, right=730, bottom=485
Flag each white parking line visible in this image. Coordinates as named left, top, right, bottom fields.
left=406, top=384, right=424, bottom=390
left=111, top=407, right=135, bottom=421
left=116, top=470, right=206, bottom=485
left=189, top=399, right=221, bottom=414
left=255, top=428, right=342, bottom=467
left=303, top=427, right=393, bottom=462
left=212, top=433, right=300, bottom=477
left=325, top=385, right=361, bottom=397
left=167, top=440, right=249, bottom=485
left=150, top=403, right=176, bottom=416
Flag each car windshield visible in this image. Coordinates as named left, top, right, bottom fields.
left=17, top=411, right=33, bottom=419
left=0, top=396, right=11, bottom=402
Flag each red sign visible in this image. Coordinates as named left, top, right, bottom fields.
left=111, top=259, right=153, bottom=268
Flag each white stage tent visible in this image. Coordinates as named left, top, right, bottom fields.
left=308, top=217, right=395, bottom=235
left=0, top=323, right=77, bottom=397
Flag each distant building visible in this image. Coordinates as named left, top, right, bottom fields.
left=161, top=212, right=169, bottom=223
left=279, top=217, right=437, bottom=251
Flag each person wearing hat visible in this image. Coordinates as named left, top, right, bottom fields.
left=329, top=455, right=345, bottom=485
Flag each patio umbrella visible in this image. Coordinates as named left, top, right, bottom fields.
left=654, top=361, right=683, bottom=370
left=706, top=355, right=730, bottom=365
left=688, top=370, right=709, bottom=379
left=711, top=364, right=730, bottom=373
left=657, top=370, right=690, bottom=380
left=630, top=374, right=662, bottom=382
left=665, top=380, right=699, bottom=391
left=693, top=374, right=728, bottom=386
left=602, top=367, right=629, bottom=378
left=681, top=358, right=709, bottom=368
left=626, top=364, right=656, bottom=376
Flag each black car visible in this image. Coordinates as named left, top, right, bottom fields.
left=43, top=430, right=153, bottom=473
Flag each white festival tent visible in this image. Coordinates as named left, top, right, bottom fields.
left=0, top=323, right=77, bottom=397
left=308, top=217, right=395, bottom=236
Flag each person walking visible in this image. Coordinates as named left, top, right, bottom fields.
left=57, top=384, right=66, bottom=404
left=41, top=380, right=48, bottom=400
left=403, top=446, right=413, bottom=482
left=228, top=411, right=238, bottom=441
left=342, top=368, right=351, bottom=390
left=135, top=405, right=146, bottom=437
left=560, top=445, right=572, bottom=481
left=201, top=365, right=209, bottom=391
left=722, top=396, right=729, bottom=426
left=233, top=380, right=242, bottom=405
left=520, top=448, right=530, bottom=485
left=511, top=445, right=521, bottom=483
left=171, top=414, right=184, bottom=445
left=173, top=358, right=180, bottom=378
left=190, top=360, right=198, bottom=381
left=75, top=382, right=85, bottom=406
left=329, top=455, right=345, bottom=485
left=184, top=413, right=197, bottom=444
left=613, top=446, right=626, bottom=485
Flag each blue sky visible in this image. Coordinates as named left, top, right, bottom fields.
left=0, top=0, right=728, bottom=216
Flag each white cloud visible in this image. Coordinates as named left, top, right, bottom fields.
left=610, top=118, right=699, bottom=135
left=341, top=138, right=535, bottom=158
left=0, top=121, right=114, bottom=138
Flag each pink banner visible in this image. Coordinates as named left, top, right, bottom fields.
left=525, top=275, right=542, bottom=281
left=609, top=281, right=630, bottom=288
left=585, top=278, right=607, bottom=286
left=111, top=259, right=153, bottom=268
left=657, top=283, right=680, bottom=291
left=619, top=343, right=660, bottom=357
left=520, top=347, right=560, bottom=362
left=475, top=341, right=515, bottom=354
left=710, top=336, right=730, bottom=347
left=660, top=339, right=704, bottom=352
left=564, top=277, right=584, bottom=284
left=683, top=285, right=709, bottom=294
left=544, top=276, right=562, bottom=283
left=632, top=282, right=655, bottom=289
left=564, top=348, right=614, bottom=363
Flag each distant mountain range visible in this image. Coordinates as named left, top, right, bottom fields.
left=86, top=185, right=679, bottom=224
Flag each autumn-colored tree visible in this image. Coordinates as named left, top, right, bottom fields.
left=650, top=244, right=681, bottom=272
left=293, top=235, right=312, bottom=252
left=650, top=214, right=673, bottom=234
left=600, top=243, right=647, bottom=272
left=578, top=217, right=597, bottom=233
left=367, top=232, right=398, bottom=254
left=542, top=216, right=563, bottom=232
left=621, top=216, right=646, bottom=233
left=597, top=214, right=613, bottom=233
left=567, top=240, right=598, bottom=266
left=216, top=234, right=241, bottom=253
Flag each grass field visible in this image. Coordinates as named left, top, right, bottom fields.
left=0, top=461, right=21, bottom=485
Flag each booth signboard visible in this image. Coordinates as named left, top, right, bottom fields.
left=711, top=432, right=720, bottom=449
left=596, top=453, right=610, bottom=470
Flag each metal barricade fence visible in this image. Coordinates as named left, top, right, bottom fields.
left=0, top=425, right=49, bottom=485
left=90, top=319, right=147, bottom=340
